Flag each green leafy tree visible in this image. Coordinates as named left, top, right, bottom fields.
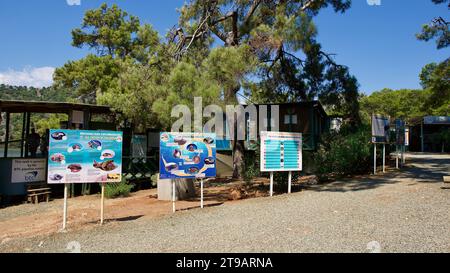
left=360, top=88, right=430, bottom=123
left=416, top=0, right=449, bottom=49
left=419, top=59, right=450, bottom=115
left=54, top=3, right=160, bottom=103
left=172, top=0, right=357, bottom=177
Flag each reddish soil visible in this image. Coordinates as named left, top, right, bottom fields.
left=0, top=178, right=283, bottom=243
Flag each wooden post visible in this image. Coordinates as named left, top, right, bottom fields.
left=288, top=171, right=292, bottom=194
left=100, top=183, right=105, bottom=225
left=62, top=183, right=68, bottom=230
left=200, top=179, right=204, bottom=209
left=382, top=144, right=386, bottom=173
left=270, top=172, right=274, bottom=197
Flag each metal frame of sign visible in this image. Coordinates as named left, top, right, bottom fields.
left=260, top=131, right=302, bottom=172
left=47, top=129, right=123, bottom=230
left=260, top=131, right=302, bottom=196
left=159, top=132, right=217, bottom=212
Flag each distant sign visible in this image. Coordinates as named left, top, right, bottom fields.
left=159, top=133, right=216, bottom=179
left=11, top=158, right=46, bottom=183
left=424, top=116, right=450, bottom=125
left=405, top=128, right=410, bottom=146
left=372, top=115, right=390, bottom=143
left=47, top=129, right=123, bottom=184
left=260, top=131, right=302, bottom=172
left=395, top=119, right=406, bottom=145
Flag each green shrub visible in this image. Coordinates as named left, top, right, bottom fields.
left=313, top=124, right=373, bottom=178
left=243, top=148, right=260, bottom=184
left=104, top=179, right=134, bottom=199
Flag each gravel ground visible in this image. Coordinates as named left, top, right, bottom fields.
left=1, top=153, right=449, bottom=253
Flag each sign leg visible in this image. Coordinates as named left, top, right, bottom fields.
left=382, top=144, right=386, bottom=173
left=62, top=183, right=68, bottom=230
left=396, top=145, right=399, bottom=169
left=100, top=183, right=105, bottom=225
left=270, top=172, right=274, bottom=197
left=172, top=180, right=175, bottom=213
left=200, top=179, right=204, bottom=209
left=288, top=171, right=292, bottom=194
left=373, top=144, right=377, bottom=175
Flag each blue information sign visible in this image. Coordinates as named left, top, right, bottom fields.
left=260, top=131, right=302, bottom=172
left=159, top=132, right=216, bottom=179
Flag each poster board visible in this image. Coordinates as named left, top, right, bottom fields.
left=159, top=132, right=216, bottom=179
left=260, top=131, right=302, bottom=172
left=11, top=158, right=46, bottom=183
left=47, top=129, right=123, bottom=184
left=395, top=119, right=406, bottom=145
left=372, top=115, right=390, bottom=143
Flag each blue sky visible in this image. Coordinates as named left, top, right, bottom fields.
left=0, top=0, right=448, bottom=94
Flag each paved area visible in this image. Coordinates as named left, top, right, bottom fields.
left=1, top=153, right=449, bottom=253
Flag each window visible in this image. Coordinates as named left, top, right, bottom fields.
left=284, top=114, right=298, bottom=125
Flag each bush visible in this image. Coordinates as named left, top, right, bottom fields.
left=104, top=179, right=134, bottom=199
left=243, top=150, right=260, bottom=184
left=313, top=124, right=373, bottom=178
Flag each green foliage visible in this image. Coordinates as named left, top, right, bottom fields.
left=104, top=179, right=134, bottom=199
left=243, top=150, right=260, bottom=184
left=34, top=114, right=68, bottom=136
left=361, top=59, right=450, bottom=121
left=360, top=88, right=429, bottom=122
left=419, top=59, right=450, bottom=114
left=72, top=3, right=159, bottom=61
left=313, top=124, right=372, bottom=177
left=53, top=55, right=121, bottom=103
left=416, top=0, right=449, bottom=50
left=55, top=3, right=161, bottom=103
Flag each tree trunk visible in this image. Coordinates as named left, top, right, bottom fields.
left=232, top=140, right=245, bottom=178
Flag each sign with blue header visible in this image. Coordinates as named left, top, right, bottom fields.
left=260, top=131, right=302, bottom=172
left=47, top=129, right=123, bottom=184
left=159, top=132, right=216, bottom=179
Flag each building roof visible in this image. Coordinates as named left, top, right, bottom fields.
left=0, top=99, right=112, bottom=114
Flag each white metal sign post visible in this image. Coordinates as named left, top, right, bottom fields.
left=270, top=172, right=274, bottom=197
left=260, top=132, right=302, bottom=196
left=200, top=179, right=204, bottom=208
left=62, top=184, right=68, bottom=231
left=382, top=144, right=386, bottom=173
left=172, top=180, right=176, bottom=213
left=288, top=171, right=292, bottom=194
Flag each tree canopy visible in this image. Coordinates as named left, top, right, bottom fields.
left=416, top=0, right=449, bottom=49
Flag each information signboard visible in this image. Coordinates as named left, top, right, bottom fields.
left=159, top=132, right=216, bottom=179
left=260, top=131, right=302, bottom=172
left=47, top=129, right=123, bottom=184
left=372, top=115, right=390, bottom=143
left=11, top=158, right=46, bottom=183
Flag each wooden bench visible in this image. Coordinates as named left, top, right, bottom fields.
left=27, top=187, right=51, bottom=204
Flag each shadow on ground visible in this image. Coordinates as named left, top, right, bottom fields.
left=304, top=153, right=450, bottom=193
